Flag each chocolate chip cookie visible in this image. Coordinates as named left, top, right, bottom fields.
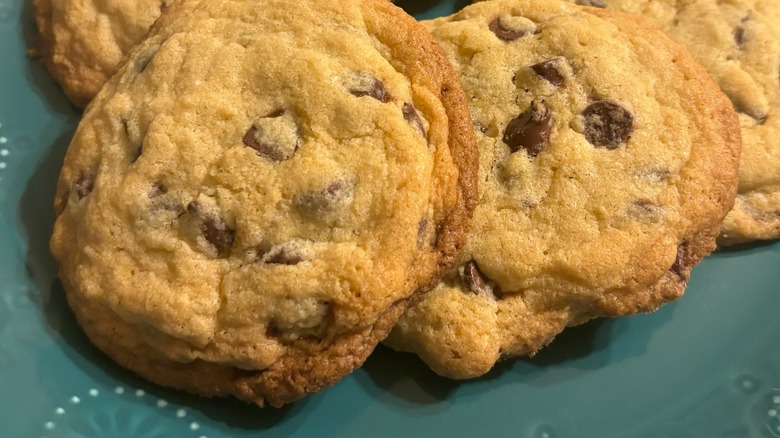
left=33, top=0, right=172, bottom=107
left=50, top=0, right=477, bottom=406
left=384, top=0, right=740, bottom=379
left=555, top=0, right=780, bottom=245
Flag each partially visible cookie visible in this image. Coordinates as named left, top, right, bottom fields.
left=555, top=0, right=780, bottom=245
left=50, top=0, right=477, bottom=406
left=385, top=0, right=740, bottom=378
left=33, top=0, right=171, bottom=107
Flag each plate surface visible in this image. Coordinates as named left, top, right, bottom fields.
left=1, top=0, right=779, bottom=436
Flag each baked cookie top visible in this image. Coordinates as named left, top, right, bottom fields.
left=50, top=0, right=477, bottom=406
left=33, top=0, right=171, bottom=107
left=563, top=0, right=780, bottom=244
left=385, top=0, right=740, bottom=379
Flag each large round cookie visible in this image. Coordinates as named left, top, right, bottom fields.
left=50, top=0, right=477, bottom=406
left=558, top=0, right=780, bottom=244
left=33, top=0, right=172, bottom=108
left=385, top=0, right=740, bottom=379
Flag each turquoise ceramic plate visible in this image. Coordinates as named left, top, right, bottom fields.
left=2, top=0, right=779, bottom=436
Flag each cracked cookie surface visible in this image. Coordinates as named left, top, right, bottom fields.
left=555, top=0, right=780, bottom=244
left=33, top=0, right=172, bottom=107
left=50, top=0, right=477, bottom=406
left=384, top=0, right=740, bottom=379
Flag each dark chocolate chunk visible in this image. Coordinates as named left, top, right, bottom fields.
left=295, top=180, right=355, bottom=215
left=187, top=201, right=234, bottom=257
left=734, top=26, right=746, bottom=47
left=582, top=101, right=634, bottom=148
left=489, top=17, right=528, bottom=41
left=670, top=242, right=690, bottom=278
left=459, top=261, right=500, bottom=298
left=576, top=0, right=606, bottom=7
left=503, top=100, right=552, bottom=157
left=402, top=103, right=426, bottom=138
left=627, top=199, right=663, bottom=223
left=149, top=181, right=167, bottom=198
left=734, top=16, right=750, bottom=47
left=531, top=58, right=565, bottom=87
left=349, top=75, right=390, bottom=103
left=74, top=173, right=94, bottom=199
left=243, top=109, right=300, bottom=161
left=263, top=247, right=304, bottom=265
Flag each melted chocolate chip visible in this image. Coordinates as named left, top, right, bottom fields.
left=459, top=261, right=500, bottom=298
left=503, top=100, right=552, bottom=157
left=531, top=58, right=565, bottom=87
left=733, top=26, right=746, bottom=47
left=402, top=103, right=426, bottom=138
left=187, top=201, right=234, bottom=257
left=734, top=16, right=750, bottom=48
left=149, top=182, right=167, bottom=198
left=263, top=247, right=304, bottom=265
left=670, top=242, right=690, bottom=278
left=576, top=0, right=606, bottom=7
left=295, top=180, right=355, bottom=215
left=349, top=75, right=390, bottom=103
left=582, top=101, right=634, bottom=148
left=243, top=109, right=300, bottom=161
left=628, top=199, right=663, bottom=223
left=488, top=17, right=529, bottom=41
left=74, top=173, right=94, bottom=199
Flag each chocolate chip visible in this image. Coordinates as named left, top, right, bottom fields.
left=402, top=103, right=426, bottom=138
left=531, top=58, right=565, bottom=87
left=503, top=100, right=552, bottom=157
left=74, top=173, right=94, bottom=199
left=459, top=261, right=501, bottom=299
left=263, top=246, right=304, bottom=265
left=734, top=16, right=750, bottom=48
left=348, top=74, right=390, bottom=103
left=733, top=26, right=746, bottom=47
left=488, top=16, right=536, bottom=41
left=187, top=201, right=234, bottom=257
left=627, top=200, right=663, bottom=223
left=576, top=0, right=606, bottom=7
left=294, top=180, right=355, bottom=216
left=582, top=101, right=634, bottom=148
left=670, top=242, right=690, bottom=278
left=243, top=109, right=300, bottom=161
left=149, top=182, right=167, bottom=198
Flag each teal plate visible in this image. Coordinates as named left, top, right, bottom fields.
left=2, top=0, right=779, bottom=436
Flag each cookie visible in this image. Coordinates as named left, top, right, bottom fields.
left=384, top=0, right=740, bottom=379
left=50, top=0, right=478, bottom=406
left=33, top=0, right=171, bottom=107
left=555, top=0, right=780, bottom=245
